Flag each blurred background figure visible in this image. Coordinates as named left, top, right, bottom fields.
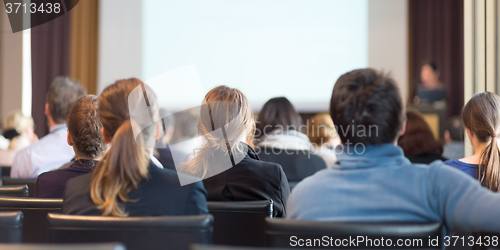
left=167, top=108, right=204, bottom=168
left=442, top=116, right=464, bottom=160
left=416, top=61, right=447, bottom=104
left=420, top=61, right=444, bottom=91
left=2, top=110, right=38, bottom=150
left=0, top=110, right=38, bottom=167
left=0, top=121, right=9, bottom=150
left=255, top=97, right=326, bottom=186
left=154, top=108, right=176, bottom=170
left=307, top=113, right=340, bottom=168
left=398, top=110, right=446, bottom=164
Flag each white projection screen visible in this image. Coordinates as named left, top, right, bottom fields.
left=142, top=0, right=368, bottom=111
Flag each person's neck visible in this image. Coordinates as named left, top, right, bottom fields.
left=74, top=152, right=101, bottom=161
left=461, top=142, right=489, bottom=165
left=424, top=80, right=441, bottom=90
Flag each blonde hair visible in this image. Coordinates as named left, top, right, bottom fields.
left=307, top=113, right=338, bottom=146
left=180, top=86, right=255, bottom=179
left=91, top=78, right=159, bottom=216
left=3, top=110, right=34, bottom=137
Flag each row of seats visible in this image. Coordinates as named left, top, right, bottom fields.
left=0, top=208, right=444, bottom=250
left=1, top=177, right=36, bottom=197
left=0, top=198, right=273, bottom=247
left=0, top=243, right=125, bottom=250
left=0, top=185, right=28, bottom=197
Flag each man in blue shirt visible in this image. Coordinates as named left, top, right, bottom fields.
left=287, top=68, right=500, bottom=233
left=11, top=76, right=86, bottom=178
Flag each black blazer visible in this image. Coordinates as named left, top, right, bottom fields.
left=257, top=147, right=327, bottom=183
left=63, top=161, right=208, bottom=216
left=202, top=143, right=290, bottom=218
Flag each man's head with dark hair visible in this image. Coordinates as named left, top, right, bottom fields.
left=45, top=76, right=87, bottom=125
left=329, top=68, right=404, bottom=145
left=445, top=116, right=464, bottom=143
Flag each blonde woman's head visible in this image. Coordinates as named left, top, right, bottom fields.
left=307, top=113, right=339, bottom=147
left=180, top=85, right=255, bottom=180
left=3, top=110, right=34, bottom=139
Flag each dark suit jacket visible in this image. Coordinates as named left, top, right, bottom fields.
left=35, top=159, right=97, bottom=198
left=203, top=144, right=290, bottom=218
left=63, top=161, right=208, bottom=216
left=257, top=147, right=327, bottom=183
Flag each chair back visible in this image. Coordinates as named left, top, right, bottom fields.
left=0, top=197, right=62, bottom=243
left=48, top=213, right=213, bottom=250
left=2, top=177, right=37, bottom=197
left=0, top=185, right=29, bottom=197
left=0, top=211, right=23, bottom=243
left=266, top=219, right=443, bottom=249
left=0, top=243, right=126, bottom=250
left=207, top=200, right=272, bottom=247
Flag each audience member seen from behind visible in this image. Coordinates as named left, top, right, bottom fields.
left=0, top=110, right=38, bottom=167
left=35, top=95, right=105, bottom=198
left=11, top=76, right=86, bottom=178
left=398, top=110, right=446, bottom=164
left=179, top=86, right=290, bottom=217
left=444, top=92, right=500, bottom=191
left=255, top=97, right=326, bottom=184
left=442, top=116, right=465, bottom=161
left=288, top=68, right=500, bottom=234
left=63, top=78, right=208, bottom=216
left=168, top=109, right=203, bottom=166
left=3, top=110, right=38, bottom=150
left=154, top=108, right=177, bottom=171
left=307, top=113, right=340, bottom=168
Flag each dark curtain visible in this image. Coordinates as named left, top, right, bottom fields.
left=409, top=0, right=464, bottom=117
left=31, top=11, right=71, bottom=137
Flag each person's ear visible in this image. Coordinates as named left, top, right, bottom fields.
left=44, top=103, right=50, bottom=119
left=399, top=121, right=407, bottom=137
left=101, top=127, right=111, bottom=144
left=154, top=122, right=163, bottom=141
left=67, top=131, right=73, bottom=146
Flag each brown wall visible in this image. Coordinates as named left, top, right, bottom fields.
left=409, top=0, right=464, bottom=117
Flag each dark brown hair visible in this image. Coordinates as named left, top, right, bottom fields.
left=330, top=68, right=403, bottom=145
left=398, top=110, right=443, bottom=156
left=46, top=76, right=87, bottom=124
left=66, top=95, right=105, bottom=158
left=256, top=97, right=302, bottom=138
left=91, top=78, right=159, bottom=216
left=463, top=92, right=500, bottom=191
